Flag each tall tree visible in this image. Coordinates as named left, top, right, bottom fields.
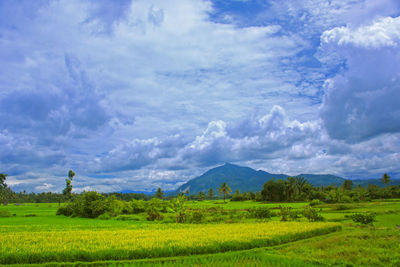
left=0, top=173, right=9, bottom=205
left=208, top=188, right=214, bottom=199
left=0, top=173, right=7, bottom=189
left=294, top=176, right=308, bottom=195
left=198, top=191, right=205, bottom=201
left=341, top=179, right=353, bottom=190
left=62, top=170, right=75, bottom=200
left=381, top=173, right=391, bottom=186
left=218, top=182, right=232, bottom=203
left=285, top=177, right=296, bottom=201
left=155, top=187, right=164, bottom=199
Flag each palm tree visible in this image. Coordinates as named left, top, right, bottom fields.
left=294, top=176, right=307, bottom=195
left=381, top=173, right=391, bottom=186
left=285, top=177, right=296, bottom=201
left=218, top=182, right=232, bottom=203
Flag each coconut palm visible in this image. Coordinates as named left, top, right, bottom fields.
left=218, top=182, right=232, bottom=203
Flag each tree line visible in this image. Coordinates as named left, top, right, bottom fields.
left=0, top=171, right=399, bottom=205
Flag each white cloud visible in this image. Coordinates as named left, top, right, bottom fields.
left=320, top=16, right=400, bottom=142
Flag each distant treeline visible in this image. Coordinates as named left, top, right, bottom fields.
left=1, top=176, right=400, bottom=204
left=1, top=191, right=152, bottom=204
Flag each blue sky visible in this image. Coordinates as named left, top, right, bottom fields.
left=1, top=0, right=400, bottom=192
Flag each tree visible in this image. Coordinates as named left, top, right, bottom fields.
left=261, top=179, right=285, bottom=202
left=294, top=177, right=308, bottom=195
left=62, top=170, right=75, bottom=200
left=285, top=177, right=296, bottom=201
left=0, top=173, right=10, bottom=205
left=341, top=179, right=353, bottom=191
left=208, top=188, right=214, bottom=199
left=198, top=191, right=205, bottom=201
left=155, top=187, right=164, bottom=199
left=218, top=182, right=232, bottom=203
left=0, top=173, right=7, bottom=189
left=172, top=194, right=186, bottom=223
left=382, top=173, right=391, bottom=186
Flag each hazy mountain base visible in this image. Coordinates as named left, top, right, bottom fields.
left=176, top=163, right=400, bottom=194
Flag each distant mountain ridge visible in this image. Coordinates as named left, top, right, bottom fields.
left=175, top=163, right=399, bottom=194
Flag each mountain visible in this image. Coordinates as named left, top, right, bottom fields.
left=176, top=163, right=400, bottom=195
left=176, top=163, right=348, bottom=194
left=352, top=179, right=400, bottom=187
left=176, top=163, right=288, bottom=194
left=296, top=174, right=345, bottom=187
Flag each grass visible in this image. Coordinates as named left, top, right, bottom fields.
left=269, top=226, right=400, bottom=266
left=0, top=221, right=340, bottom=264
left=1, top=200, right=400, bottom=266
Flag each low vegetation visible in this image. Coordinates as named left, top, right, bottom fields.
left=1, top=173, right=400, bottom=266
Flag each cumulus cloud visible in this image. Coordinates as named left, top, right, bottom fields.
left=320, top=16, right=400, bottom=142
left=1, top=0, right=400, bottom=192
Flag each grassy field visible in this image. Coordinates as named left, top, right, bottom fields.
left=0, top=200, right=399, bottom=266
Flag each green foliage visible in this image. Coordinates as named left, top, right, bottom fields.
left=130, top=199, right=147, bottom=213
left=198, top=191, right=205, bottom=201
left=155, top=187, right=164, bottom=199
left=172, top=194, right=186, bottom=223
left=97, top=213, right=111, bottom=220
left=207, top=188, right=214, bottom=199
left=302, top=206, right=324, bottom=222
left=350, top=213, right=376, bottom=225
left=0, top=173, right=7, bottom=189
left=278, top=207, right=300, bottom=221
left=187, top=210, right=205, bottom=224
left=382, top=173, right=391, bottom=185
left=146, top=206, right=164, bottom=221
left=218, top=182, right=232, bottom=202
left=309, top=199, right=323, bottom=206
left=261, top=179, right=285, bottom=202
left=248, top=207, right=272, bottom=219
left=341, top=179, right=353, bottom=190
left=0, top=210, right=11, bottom=217
left=62, top=170, right=75, bottom=200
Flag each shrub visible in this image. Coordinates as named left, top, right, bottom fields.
left=302, top=206, right=325, bottom=222
left=56, top=204, right=74, bottom=216
left=0, top=210, right=11, bottom=217
left=278, top=207, right=300, bottom=221
left=350, top=213, right=375, bottom=225
left=98, top=213, right=111, bottom=220
left=188, top=210, right=205, bottom=224
left=249, top=207, right=272, bottom=219
left=130, top=200, right=146, bottom=214
left=146, top=207, right=164, bottom=221
left=332, top=204, right=356, bottom=211
left=309, top=199, right=323, bottom=206
left=24, top=214, right=37, bottom=217
left=115, top=215, right=140, bottom=221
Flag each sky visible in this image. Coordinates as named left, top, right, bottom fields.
left=1, top=0, right=400, bottom=193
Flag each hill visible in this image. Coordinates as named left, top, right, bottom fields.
left=176, top=163, right=349, bottom=194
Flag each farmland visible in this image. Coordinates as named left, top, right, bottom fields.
left=1, top=200, right=400, bottom=266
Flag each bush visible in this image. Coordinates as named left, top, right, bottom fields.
left=188, top=210, right=205, bottom=224
left=130, top=200, right=146, bottom=214
left=350, top=213, right=375, bottom=225
left=24, top=214, right=37, bottom=217
left=332, top=204, right=357, bottom=211
left=56, top=204, right=74, bottom=216
left=278, top=207, right=300, bottom=221
left=309, top=199, right=323, bottom=206
left=146, top=207, right=164, bottom=221
left=115, top=215, right=140, bottom=221
left=0, top=210, right=11, bottom=217
left=98, top=213, right=111, bottom=220
left=302, top=206, right=324, bottom=222
left=249, top=207, right=272, bottom=219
